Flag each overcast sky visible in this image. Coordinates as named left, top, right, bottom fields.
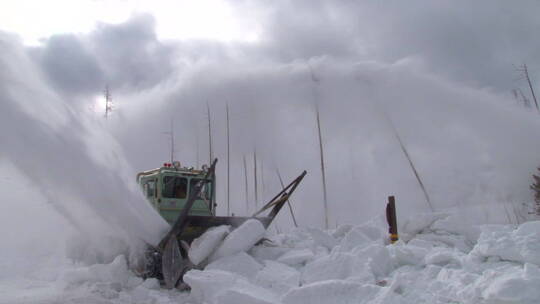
left=2, top=0, right=540, bottom=233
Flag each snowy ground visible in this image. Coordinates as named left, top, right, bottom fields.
left=2, top=214, right=540, bottom=304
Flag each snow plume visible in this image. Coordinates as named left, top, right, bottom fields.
left=13, top=12, right=540, bottom=229
left=8, top=8, right=540, bottom=227
left=0, top=33, right=168, bottom=274
left=101, top=56, right=540, bottom=228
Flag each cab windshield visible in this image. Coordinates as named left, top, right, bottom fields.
left=162, top=176, right=188, bottom=199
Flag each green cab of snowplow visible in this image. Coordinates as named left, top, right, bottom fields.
left=137, top=162, right=216, bottom=224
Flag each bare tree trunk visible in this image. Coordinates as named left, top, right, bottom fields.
left=169, top=118, right=175, bottom=163
left=519, top=88, right=532, bottom=108
left=104, top=85, right=113, bottom=119
left=196, top=128, right=200, bottom=169
left=254, top=149, right=258, bottom=208
left=386, top=114, right=434, bottom=212
left=162, top=118, right=175, bottom=163
left=261, top=160, right=265, bottom=198
left=309, top=65, right=329, bottom=230
left=243, top=155, right=249, bottom=214
left=206, top=102, right=213, bottom=164
left=276, top=168, right=298, bottom=227
left=523, top=64, right=539, bottom=112
left=316, top=104, right=329, bottom=229
left=226, top=103, right=231, bottom=216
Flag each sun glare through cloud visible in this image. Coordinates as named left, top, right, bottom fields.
left=94, top=95, right=107, bottom=112
left=139, top=0, right=261, bottom=42
left=0, top=0, right=259, bottom=45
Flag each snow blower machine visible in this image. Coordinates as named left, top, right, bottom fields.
left=136, top=159, right=306, bottom=288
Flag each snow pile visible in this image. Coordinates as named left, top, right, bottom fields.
left=180, top=214, right=540, bottom=304
left=470, top=221, right=540, bottom=265
left=3, top=214, right=540, bottom=303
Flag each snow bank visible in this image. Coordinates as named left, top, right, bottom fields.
left=282, top=280, right=380, bottom=304
left=61, top=255, right=141, bottom=289
left=183, top=269, right=278, bottom=304
left=181, top=214, right=540, bottom=304
left=11, top=211, right=539, bottom=304
left=255, top=260, right=300, bottom=294
left=470, top=221, right=540, bottom=265
left=482, top=263, right=540, bottom=303
left=302, top=251, right=355, bottom=284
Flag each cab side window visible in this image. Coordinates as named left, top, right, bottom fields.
left=146, top=180, right=156, bottom=198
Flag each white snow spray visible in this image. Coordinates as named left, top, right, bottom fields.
left=0, top=34, right=168, bottom=278
left=110, top=58, right=540, bottom=228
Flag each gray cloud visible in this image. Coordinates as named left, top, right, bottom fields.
left=29, top=34, right=104, bottom=96
left=29, top=14, right=178, bottom=101
left=90, top=14, right=177, bottom=90
left=237, top=0, right=540, bottom=92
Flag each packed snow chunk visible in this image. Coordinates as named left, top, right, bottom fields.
left=407, top=238, right=435, bottom=250
left=183, top=269, right=239, bottom=303
left=282, top=280, right=380, bottom=304
left=516, top=220, right=540, bottom=236
left=215, top=281, right=280, bottom=304
left=139, top=278, right=160, bottom=290
left=331, top=224, right=353, bottom=239
left=211, top=219, right=266, bottom=260
left=307, top=227, right=339, bottom=250
left=184, top=268, right=278, bottom=304
left=470, top=221, right=540, bottom=265
left=483, top=263, right=540, bottom=304
left=130, top=278, right=171, bottom=303
left=61, top=255, right=141, bottom=288
left=435, top=268, right=479, bottom=296
left=424, top=248, right=463, bottom=267
left=206, top=252, right=263, bottom=279
left=301, top=251, right=354, bottom=284
left=354, top=224, right=385, bottom=242
left=255, top=260, right=300, bottom=295
left=340, top=226, right=379, bottom=252
left=390, top=243, right=429, bottom=267
left=188, top=225, right=230, bottom=265
left=277, top=248, right=315, bottom=266
left=344, top=260, right=376, bottom=285
left=250, top=245, right=291, bottom=262
left=352, top=243, right=394, bottom=278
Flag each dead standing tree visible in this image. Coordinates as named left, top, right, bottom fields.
left=104, top=85, right=113, bottom=119
left=516, top=64, right=539, bottom=112
left=206, top=102, right=213, bottom=164
left=254, top=149, right=259, bottom=208
left=531, top=168, right=540, bottom=216
left=243, top=154, right=249, bottom=214
left=309, top=65, right=330, bottom=230
left=226, top=103, right=231, bottom=216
